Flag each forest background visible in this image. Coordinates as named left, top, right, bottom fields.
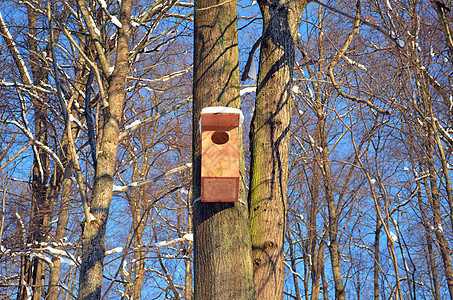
left=0, top=0, right=452, bottom=299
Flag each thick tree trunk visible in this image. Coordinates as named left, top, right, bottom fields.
left=192, top=0, right=254, bottom=298
left=78, top=1, right=131, bottom=299
left=248, top=1, right=306, bottom=298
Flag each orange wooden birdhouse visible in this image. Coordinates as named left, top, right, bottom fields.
left=200, top=107, right=244, bottom=202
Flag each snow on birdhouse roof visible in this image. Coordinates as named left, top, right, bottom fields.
left=201, top=106, right=244, bottom=125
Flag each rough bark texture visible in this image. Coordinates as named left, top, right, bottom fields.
left=78, top=1, right=131, bottom=299
left=192, top=0, right=254, bottom=298
left=248, top=1, right=306, bottom=299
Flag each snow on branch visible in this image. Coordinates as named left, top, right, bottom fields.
left=119, top=96, right=191, bottom=140
left=113, top=164, right=191, bottom=193
left=283, top=261, right=303, bottom=280
left=0, top=12, right=32, bottom=85
left=7, top=120, right=64, bottom=171
left=105, top=247, right=123, bottom=255
left=240, top=86, right=256, bottom=96
left=436, top=119, right=453, bottom=147
left=133, top=67, right=191, bottom=83
left=154, top=234, right=193, bottom=248
left=176, top=1, right=195, bottom=7
left=97, top=0, right=123, bottom=28
left=343, top=56, right=368, bottom=71
left=0, top=80, right=54, bottom=95
left=327, top=4, right=391, bottom=115
left=15, top=212, right=27, bottom=245
left=30, top=252, right=53, bottom=266
left=104, top=234, right=193, bottom=257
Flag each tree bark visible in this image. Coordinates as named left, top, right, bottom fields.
left=192, top=0, right=254, bottom=298
left=78, top=1, right=131, bottom=299
left=248, top=1, right=306, bottom=298
left=17, top=3, right=52, bottom=299
left=374, top=217, right=381, bottom=300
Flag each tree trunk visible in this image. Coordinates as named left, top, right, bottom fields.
left=425, top=134, right=453, bottom=299
left=78, top=1, right=131, bottom=299
left=129, top=181, right=149, bottom=300
left=47, top=174, right=72, bottom=300
left=17, top=3, right=52, bottom=299
left=374, top=217, right=381, bottom=300
left=248, top=1, right=306, bottom=298
left=192, top=0, right=254, bottom=298
left=318, top=118, right=345, bottom=300
left=185, top=196, right=193, bottom=300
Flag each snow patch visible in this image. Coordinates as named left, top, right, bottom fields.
left=179, top=187, right=189, bottom=195
left=100, top=0, right=107, bottom=9
left=240, top=86, right=256, bottom=96
left=111, top=16, right=122, bottom=28
left=308, top=87, right=314, bottom=99
left=122, top=260, right=129, bottom=277
left=389, top=231, right=397, bottom=243
left=248, top=60, right=257, bottom=80
left=69, top=114, right=83, bottom=127
left=397, top=39, right=405, bottom=47
left=125, top=119, right=141, bottom=130
left=105, top=247, right=123, bottom=255
left=385, top=0, right=392, bottom=10
left=183, top=233, right=193, bottom=241
left=26, top=283, right=33, bottom=300
left=344, top=56, right=368, bottom=71
left=113, top=185, right=126, bottom=192
left=154, top=241, right=167, bottom=247
left=46, top=246, right=66, bottom=256
left=1, top=245, right=10, bottom=254
left=60, top=256, right=75, bottom=266
left=437, top=224, right=443, bottom=233
left=90, top=15, right=101, bottom=36
left=30, top=253, right=53, bottom=266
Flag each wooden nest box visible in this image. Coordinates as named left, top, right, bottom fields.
left=200, top=107, right=244, bottom=202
